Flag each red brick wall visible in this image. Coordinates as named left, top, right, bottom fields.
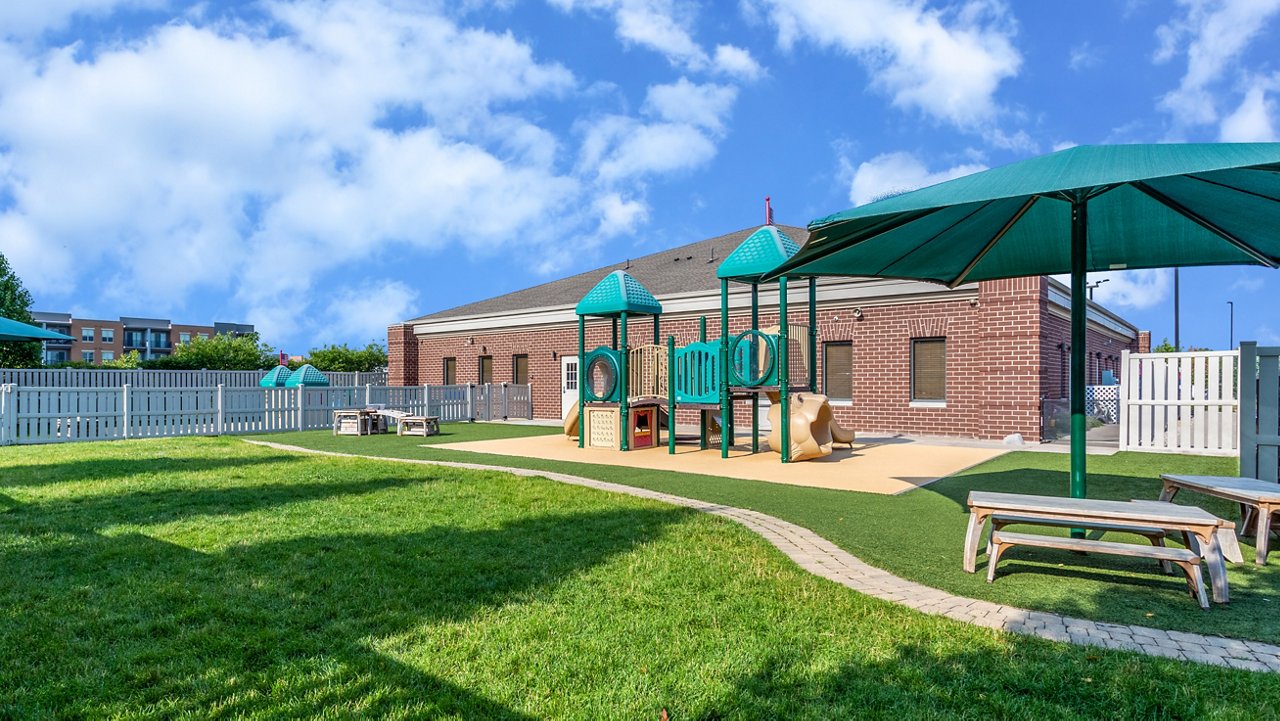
left=394, top=278, right=1140, bottom=441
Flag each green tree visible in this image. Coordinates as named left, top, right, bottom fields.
left=301, top=343, right=388, bottom=373
left=103, top=350, right=142, bottom=369
left=1153, top=338, right=1179, bottom=353
left=141, top=333, right=277, bottom=370
left=0, top=252, right=42, bottom=368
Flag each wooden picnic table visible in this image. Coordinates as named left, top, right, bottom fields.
left=332, top=409, right=386, bottom=436
left=1161, top=474, right=1280, bottom=565
left=965, top=491, right=1238, bottom=604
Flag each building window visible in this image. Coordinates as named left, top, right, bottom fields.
left=479, top=356, right=493, bottom=384
left=151, top=331, right=170, bottom=349
left=82, top=350, right=95, bottom=363
left=124, top=331, right=146, bottom=347
left=81, top=327, right=95, bottom=342
left=199, top=332, right=210, bottom=340
left=443, top=357, right=457, bottom=385
left=512, top=354, right=529, bottom=385
left=101, top=328, right=114, bottom=343
left=822, top=342, right=852, bottom=401
left=102, top=351, right=115, bottom=362
left=179, top=332, right=191, bottom=344
left=910, top=338, right=946, bottom=402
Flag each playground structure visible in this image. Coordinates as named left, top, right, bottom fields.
left=567, top=225, right=856, bottom=463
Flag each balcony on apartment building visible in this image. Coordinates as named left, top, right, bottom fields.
left=31, top=311, right=74, bottom=348
left=121, top=317, right=174, bottom=357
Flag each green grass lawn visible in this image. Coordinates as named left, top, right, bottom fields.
left=3, top=437, right=1279, bottom=717
left=257, top=424, right=1280, bottom=645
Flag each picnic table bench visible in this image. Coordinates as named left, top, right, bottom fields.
left=966, top=491, right=1238, bottom=604
left=396, top=415, right=440, bottom=437
left=1161, top=474, right=1280, bottom=565
left=332, top=409, right=386, bottom=436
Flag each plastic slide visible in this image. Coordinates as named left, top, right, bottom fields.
left=765, top=391, right=856, bottom=461
left=564, top=401, right=580, bottom=438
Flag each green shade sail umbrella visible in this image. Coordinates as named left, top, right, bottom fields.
left=766, top=142, right=1280, bottom=502
left=0, top=316, right=74, bottom=342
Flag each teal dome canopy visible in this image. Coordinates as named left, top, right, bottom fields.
left=716, top=225, right=800, bottom=280
left=575, top=270, right=663, bottom=317
left=259, top=365, right=293, bottom=387
left=284, top=364, right=330, bottom=387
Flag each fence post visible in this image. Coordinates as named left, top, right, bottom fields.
left=467, top=384, right=475, bottom=422
left=1, top=384, right=14, bottom=446
left=1118, top=350, right=1130, bottom=451
left=424, top=384, right=431, bottom=417
left=122, top=384, right=131, bottom=439
left=298, top=385, right=305, bottom=431
left=501, top=382, right=509, bottom=420
left=365, top=383, right=371, bottom=407
left=216, top=384, right=224, bottom=436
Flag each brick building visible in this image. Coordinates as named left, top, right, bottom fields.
left=388, top=226, right=1141, bottom=442
left=32, top=312, right=254, bottom=365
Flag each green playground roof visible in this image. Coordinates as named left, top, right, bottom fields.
left=716, top=225, right=800, bottom=280
left=283, top=363, right=330, bottom=387
left=575, top=270, right=663, bottom=317
left=259, top=365, right=293, bottom=387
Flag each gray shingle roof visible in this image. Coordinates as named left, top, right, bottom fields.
left=407, top=225, right=809, bottom=323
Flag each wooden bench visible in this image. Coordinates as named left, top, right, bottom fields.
left=397, top=415, right=440, bottom=437
left=986, top=514, right=1178, bottom=573
left=987, top=529, right=1209, bottom=609
left=1161, top=475, right=1280, bottom=565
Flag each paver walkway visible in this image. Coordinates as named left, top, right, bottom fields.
left=247, top=440, right=1280, bottom=673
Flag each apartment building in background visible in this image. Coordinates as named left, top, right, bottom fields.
left=31, top=312, right=255, bottom=365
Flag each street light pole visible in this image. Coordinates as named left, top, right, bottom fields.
left=1228, top=300, right=1235, bottom=350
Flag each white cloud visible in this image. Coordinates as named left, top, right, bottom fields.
left=1052, top=140, right=1079, bottom=152
left=643, top=77, right=737, bottom=132
left=748, top=0, right=1022, bottom=128
left=1219, top=75, right=1279, bottom=141
left=1231, top=275, right=1266, bottom=292
left=713, top=44, right=764, bottom=80
left=312, top=280, right=420, bottom=347
left=548, top=0, right=710, bottom=70
left=1068, top=41, right=1100, bottom=71
left=1154, top=0, right=1280, bottom=129
left=848, top=151, right=987, bottom=206
left=1053, top=270, right=1173, bottom=310
left=0, top=0, right=705, bottom=347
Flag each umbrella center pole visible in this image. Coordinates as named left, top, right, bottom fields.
left=1070, top=198, right=1088, bottom=531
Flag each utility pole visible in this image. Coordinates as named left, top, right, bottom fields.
left=1228, top=300, right=1235, bottom=350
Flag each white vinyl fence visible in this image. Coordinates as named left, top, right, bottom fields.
left=0, top=383, right=532, bottom=445
left=0, top=367, right=388, bottom=388
left=1119, top=349, right=1239, bottom=455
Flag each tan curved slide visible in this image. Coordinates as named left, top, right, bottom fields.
left=564, top=401, right=580, bottom=438
left=766, top=391, right=856, bottom=461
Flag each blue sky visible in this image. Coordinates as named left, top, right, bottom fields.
left=0, top=0, right=1277, bottom=354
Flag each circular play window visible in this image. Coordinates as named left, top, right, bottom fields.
left=584, top=353, right=618, bottom=402
left=729, top=330, right=776, bottom=387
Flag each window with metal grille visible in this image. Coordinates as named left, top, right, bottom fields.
left=823, top=342, right=852, bottom=400
left=911, top=338, right=946, bottom=402
left=479, top=356, right=493, bottom=384
left=512, top=354, right=529, bottom=385
left=443, top=357, right=457, bottom=385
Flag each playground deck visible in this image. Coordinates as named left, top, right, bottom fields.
left=432, top=434, right=1006, bottom=495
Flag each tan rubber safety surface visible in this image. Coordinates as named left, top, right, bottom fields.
left=432, top=433, right=1007, bottom=495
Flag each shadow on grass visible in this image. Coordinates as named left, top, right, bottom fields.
left=0, top=453, right=303, bottom=488
left=0, top=499, right=686, bottom=716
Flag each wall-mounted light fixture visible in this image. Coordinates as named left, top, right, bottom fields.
left=466, top=337, right=474, bottom=345
left=968, top=298, right=980, bottom=308
left=852, top=307, right=863, bottom=320
left=552, top=350, right=558, bottom=360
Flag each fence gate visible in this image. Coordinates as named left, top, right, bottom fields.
left=1241, top=342, right=1280, bottom=481
left=1119, top=349, right=1239, bottom=455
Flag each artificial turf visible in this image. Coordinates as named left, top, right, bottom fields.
left=255, top=424, right=1280, bottom=645
left=2, top=436, right=1279, bottom=718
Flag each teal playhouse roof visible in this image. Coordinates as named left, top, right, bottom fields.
left=716, top=225, right=801, bottom=280
left=575, top=270, right=663, bottom=317
left=259, top=365, right=293, bottom=387
left=284, top=364, right=330, bottom=387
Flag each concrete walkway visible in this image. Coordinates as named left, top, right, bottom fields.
left=245, top=440, right=1280, bottom=673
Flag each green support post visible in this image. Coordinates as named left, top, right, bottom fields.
left=611, top=318, right=618, bottom=350
left=778, top=276, right=790, bottom=463
left=667, top=335, right=676, bottom=455
left=653, top=315, right=660, bottom=345
left=751, top=282, right=760, bottom=454
left=1069, top=196, right=1088, bottom=534
left=699, top=315, right=707, bottom=450
left=720, top=279, right=731, bottom=458
left=577, top=315, right=585, bottom=449
left=620, top=312, right=629, bottom=452
left=808, top=277, right=818, bottom=393
left=699, top=316, right=707, bottom=343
